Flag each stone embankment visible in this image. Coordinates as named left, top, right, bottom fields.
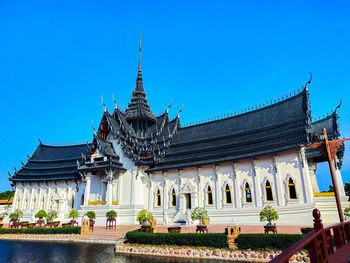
left=115, top=243, right=310, bottom=262
left=0, top=234, right=78, bottom=242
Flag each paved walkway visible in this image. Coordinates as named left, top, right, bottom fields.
left=78, top=224, right=309, bottom=242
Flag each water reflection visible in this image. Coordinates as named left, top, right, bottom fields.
left=0, top=240, right=242, bottom=263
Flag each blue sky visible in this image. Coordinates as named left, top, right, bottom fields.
left=0, top=0, right=350, bottom=192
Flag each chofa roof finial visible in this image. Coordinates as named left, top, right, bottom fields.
left=112, top=94, right=118, bottom=109
left=334, top=97, right=342, bottom=114
left=101, top=95, right=107, bottom=112
left=304, top=72, right=312, bottom=91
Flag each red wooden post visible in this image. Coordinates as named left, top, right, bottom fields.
left=323, top=128, right=345, bottom=223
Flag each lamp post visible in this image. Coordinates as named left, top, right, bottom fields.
left=306, top=128, right=349, bottom=222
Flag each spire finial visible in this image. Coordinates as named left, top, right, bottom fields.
left=138, top=27, right=142, bottom=72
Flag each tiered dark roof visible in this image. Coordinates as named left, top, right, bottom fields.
left=145, top=88, right=313, bottom=172
left=10, top=143, right=92, bottom=183
left=77, top=135, right=126, bottom=172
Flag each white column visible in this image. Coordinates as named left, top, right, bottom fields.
left=252, top=159, right=262, bottom=207
left=12, top=187, right=19, bottom=212
left=28, top=188, right=34, bottom=212
left=84, top=175, right=91, bottom=206
left=37, top=187, right=43, bottom=211
left=232, top=162, right=239, bottom=208
left=214, top=165, right=220, bottom=210
left=148, top=174, right=152, bottom=210
left=196, top=167, right=201, bottom=208
left=106, top=170, right=114, bottom=206
left=299, top=149, right=313, bottom=203
left=334, top=158, right=345, bottom=196
left=117, top=175, right=122, bottom=204
left=130, top=169, right=135, bottom=205
left=45, top=188, right=51, bottom=211
left=272, top=155, right=282, bottom=206
left=162, top=173, right=168, bottom=209
left=178, top=170, right=184, bottom=212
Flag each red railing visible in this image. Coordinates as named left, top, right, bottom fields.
left=270, top=209, right=350, bottom=263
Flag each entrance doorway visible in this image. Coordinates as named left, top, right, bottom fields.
left=185, top=194, right=191, bottom=209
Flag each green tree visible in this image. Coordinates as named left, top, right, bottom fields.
left=46, top=210, right=58, bottom=221
left=69, top=209, right=79, bottom=220
left=106, top=210, right=117, bottom=219
left=0, top=190, right=14, bottom=200
left=191, top=207, right=209, bottom=221
left=344, top=205, right=350, bottom=221
left=85, top=211, right=96, bottom=220
left=344, top=182, right=350, bottom=197
left=9, top=209, right=23, bottom=220
left=35, top=210, right=47, bottom=219
left=136, top=209, right=154, bottom=225
left=260, top=205, right=279, bottom=225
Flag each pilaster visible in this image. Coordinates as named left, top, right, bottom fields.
left=252, top=159, right=261, bottom=207
left=272, top=155, right=282, bottom=206
left=299, top=149, right=314, bottom=203
left=84, top=175, right=91, bottom=206
left=232, top=162, right=239, bottom=208
left=214, top=164, right=220, bottom=209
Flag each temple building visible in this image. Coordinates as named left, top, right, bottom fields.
left=8, top=36, right=347, bottom=226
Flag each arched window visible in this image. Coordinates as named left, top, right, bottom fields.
left=32, top=198, right=36, bottom=210
left=265, top=180, right=273, bottom=201
left=288, top=178, right=297, bottom=199
left=207, top=186, right=213, bottom=205
left=245, top=183, right=252, bottom=203
left=81, top=194, right=85, bottom=206
left=25, top=199, right=28, bottom=210
left=156, top=189, right=161, bottom=206
left=17, top=198, right=20, bottom=209
left=41, top=198, right=45, bottom=209
left=50, top=200, right=53, bottom=209
left=171, top=189, right=176, bottom=207
left=225, top=184, right=232, bottom=204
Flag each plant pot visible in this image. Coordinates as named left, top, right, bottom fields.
left=202, top=218, right=210, bottom=226
left=168, top=227, right=181, bottom=233
left=300, top=227, right=314, bottom=234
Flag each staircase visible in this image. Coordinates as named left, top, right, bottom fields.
left=77, top=225, right=139, bottom=242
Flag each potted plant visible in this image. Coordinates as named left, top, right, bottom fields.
left=191, top=207, right=209, bottom=226
left=260, top=205, right=279, bottom=234
left=69, top=209, right=79, bottom=226
left=106, top=210, right=117, bottom=219
left=106, top=210, right=117, bottom=229
left=137, top=209, right=154, bottom=232
left=9, top=209, right=23, bottom=221
left=35, top=210, right=47, bottom=220
left=85, top=211, right=96, bottom=231
left=35, top=210, right=47, bottom=227
left=46, top=210, right=58, bottom=222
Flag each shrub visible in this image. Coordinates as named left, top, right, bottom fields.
left=136, top=209, right=154, bottom=225
left=46, top=210, right=58, bottom=221
left=35, top=210, right=47, bottom=219
left=9, top=209, right=23, bottom=220
left=85, top=211, right=96, bottom=220
left=106, top=210, right=117, bottom=219
left=69, top=209, right=79, bottom=220
left=0, top=227, right=81, bottom=235
left=260, top=205, right=279, bottom=225
left=344, top=205, right=350, bottom=221
left=236, top=234, right=304, bottom=250
left=126, top=231, right=228, bottom=248
left=191, top=207, right=208, bottom=221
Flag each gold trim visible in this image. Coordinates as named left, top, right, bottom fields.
left=314, top=192, right=335, bottom=197
left=112, top=200, right=119, bottom=205
left=88, top=201, right=106, bottom=205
